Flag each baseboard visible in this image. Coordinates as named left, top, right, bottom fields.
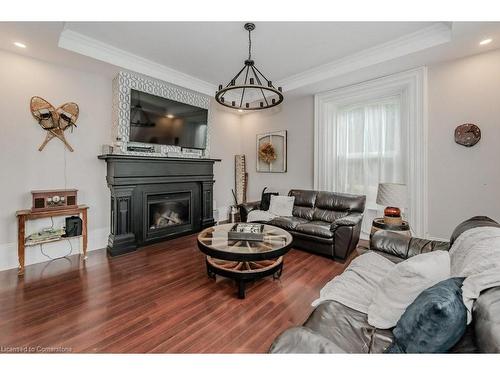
left=215, top=205, right=230, bottom=224
left=0, top=227, right=109, bottom=272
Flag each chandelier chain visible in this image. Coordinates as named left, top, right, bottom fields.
left=248, top=28, right=252, bottom=60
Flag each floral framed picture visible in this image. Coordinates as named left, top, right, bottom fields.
left=256, top=130, right=287, bottom=173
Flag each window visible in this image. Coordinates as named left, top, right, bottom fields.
left=335, top=96, right=406, bottom=235
left=314, top=68, right=427, bottom=238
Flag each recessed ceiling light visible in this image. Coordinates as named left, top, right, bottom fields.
left=166, top=114, right=174, bottom=119
left=479, top=38, right=492, bottom=46
left=13, top=42, right=27, bottom=48
left=238, top=109, right=243, bottom=113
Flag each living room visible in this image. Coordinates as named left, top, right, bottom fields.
left=1, top=0, right=500, bottom=372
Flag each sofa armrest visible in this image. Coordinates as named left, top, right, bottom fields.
left=330, top=212, right=363, bottom=231
left=330, top=213, right=363, bottom=260
left=238, top=201, right=261, bottom=222
left=370, top=230, right=450, bottom=260
left=473, top=286, right=500, bottom=353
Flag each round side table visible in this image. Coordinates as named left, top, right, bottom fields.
left=370, top=218, right=411, bottom=239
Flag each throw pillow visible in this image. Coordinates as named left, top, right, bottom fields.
left=385, top=277, right=467, bottom=353
left=260, top=192, right=279, bottom=211
left=367, top=250, right=450, bottom=329
left=268, top=195, right=295, bottom=217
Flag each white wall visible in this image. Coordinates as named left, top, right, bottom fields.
left=0, top=50, right=112, bottom=271
left=209, top=105, right=241, bottom=220
left=427, top=49, right=500, bottom=238
left=0, top=50, right=240, bottom=271
left=240, top=96, right=314, bottom=201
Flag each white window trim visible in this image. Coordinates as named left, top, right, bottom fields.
left=314, top=67, right=428, bottom=237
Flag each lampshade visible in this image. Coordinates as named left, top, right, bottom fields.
left=376, top=183, right=408, bottom=208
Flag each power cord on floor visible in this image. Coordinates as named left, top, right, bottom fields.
left=40, top=238, right=73, bottom=260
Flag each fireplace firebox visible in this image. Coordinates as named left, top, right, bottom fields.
left=148, top=193, right=190, bottom=231
left=98, top=154, right=220, bottom=256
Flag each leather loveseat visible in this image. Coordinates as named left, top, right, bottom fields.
left=239, top=189, right=366, bottom=261
left=269, top=216, right=500, bottom=353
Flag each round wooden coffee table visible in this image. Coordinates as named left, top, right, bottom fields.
left=197, top=223, right=293, bottom=298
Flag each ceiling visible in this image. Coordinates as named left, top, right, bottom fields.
left=1, top=21, right=500, bottom=98
left=62, top=22, right=435, bottom=83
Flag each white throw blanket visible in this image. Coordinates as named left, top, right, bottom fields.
left=449, top=226, right=500, bottom=324
left=311, top=251, right=395, bottom=312
left=247, top=210, right=277, bottom=222
left=312, top=226, right=500, bottom=325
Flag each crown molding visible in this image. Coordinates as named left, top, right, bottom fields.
left=280, top=23, right=451, bottom=92
left=58, top=28, right=216, bottom=96
left=58, top=23, right=451, bottom=98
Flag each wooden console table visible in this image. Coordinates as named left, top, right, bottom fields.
left=16, top=205, right=88, bottom=276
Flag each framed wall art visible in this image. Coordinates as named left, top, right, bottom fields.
left=256, top=130, right=287, bottom=173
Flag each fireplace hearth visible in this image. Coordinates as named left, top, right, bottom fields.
left=98, top=154, right=220, bottom=256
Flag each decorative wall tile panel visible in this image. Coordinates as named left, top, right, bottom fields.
left=111, top=71, right=212, bottom=158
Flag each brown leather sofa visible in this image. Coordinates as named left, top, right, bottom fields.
left=239, top=189, right=366, bottom=261
left=269, top=216, right=500, bottom=353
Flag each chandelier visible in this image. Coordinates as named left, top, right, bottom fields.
left=215, top=23, right=283, bottom=111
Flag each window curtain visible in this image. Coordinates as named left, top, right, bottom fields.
left=318, top=96, right=406, bottom=237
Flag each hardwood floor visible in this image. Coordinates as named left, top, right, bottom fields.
left=0, top=234, right=360, bottom=353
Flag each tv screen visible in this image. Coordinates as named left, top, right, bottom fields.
left=129, top=89, right=208, bottom=149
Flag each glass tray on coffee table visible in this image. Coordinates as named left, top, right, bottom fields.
left=197, top=223, right=293, bottom=299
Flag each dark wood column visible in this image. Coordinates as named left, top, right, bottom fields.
left=201, top=181, right=215, bottom=228
left=108, top=185, right=137, bottom=256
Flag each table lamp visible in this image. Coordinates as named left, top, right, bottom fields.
left=376, top=183, right=407, bottom=225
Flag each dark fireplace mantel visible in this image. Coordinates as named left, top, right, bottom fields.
left=98, top=154, right=220, bottom=256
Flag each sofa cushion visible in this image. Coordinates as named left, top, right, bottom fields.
left=304, top=301, right=393, bottom=353
left=269, top=326, right=345, bottom=353
left=312, top=209, right=347, bottom=223
left=289, top=190, right=317, bottom=220
left=295, top=221, right=334, bottom=239
left=473, top=286, right=500, bottom=353
left=386, top=277, right=467, bottom=353
left=291, top=231, right=334, bottom=246
left=315, top=191, right=366, bottom=213
left=292, top=206, right=315, bottom=220
left=268, top=216, right=309, bottom=231
left=289, top=189, right=317, bottom=207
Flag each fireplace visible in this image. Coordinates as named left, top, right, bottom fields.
left=148, top=193, right=190, bottom=231
left=99, top=154, right=220, bottom=256
left=145, top=191, right=195, bottom=242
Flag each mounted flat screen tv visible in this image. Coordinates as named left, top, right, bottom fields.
left=129, top=89, right=208, bottom=150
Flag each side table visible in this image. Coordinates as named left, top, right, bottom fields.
left=16, top=205, right=89, bottom=276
